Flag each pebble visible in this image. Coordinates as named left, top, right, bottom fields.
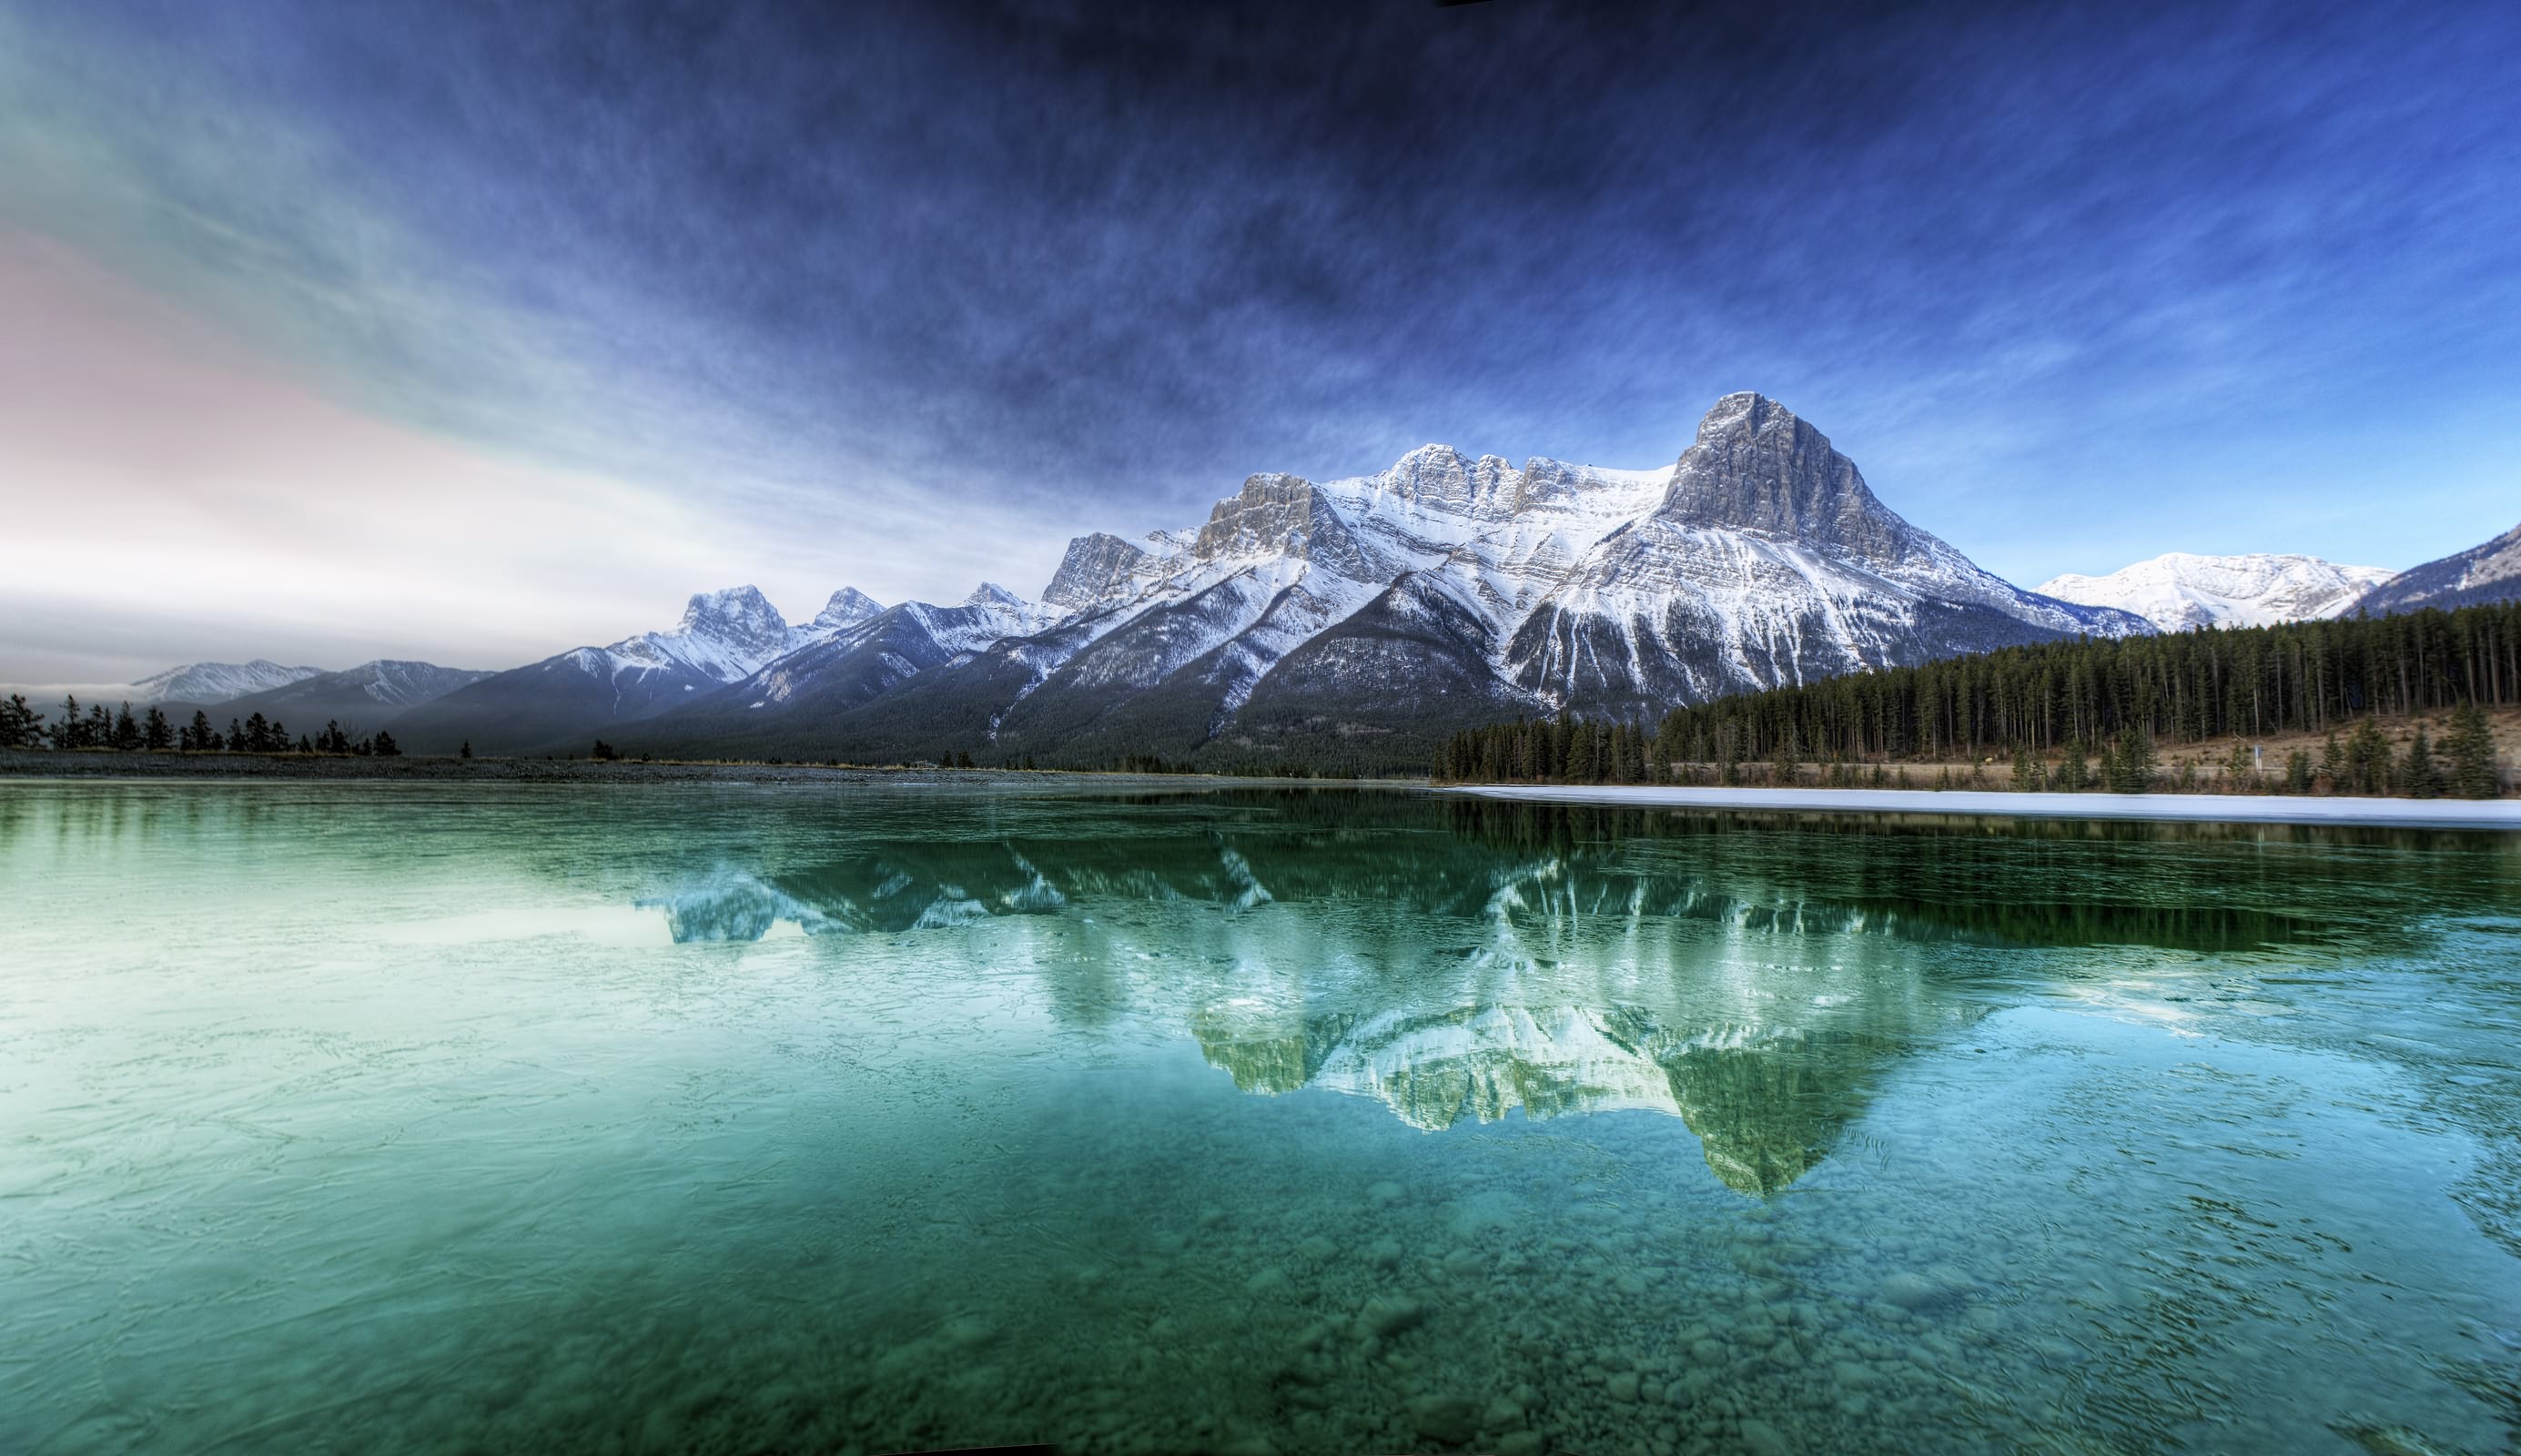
left=1605, top=1372, right=1641, bottom=1402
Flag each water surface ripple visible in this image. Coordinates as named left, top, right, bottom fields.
left=3, top=784, right=2517, bottom=1454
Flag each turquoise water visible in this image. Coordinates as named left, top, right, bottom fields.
left=3, top=783, right=2518, bottom=1455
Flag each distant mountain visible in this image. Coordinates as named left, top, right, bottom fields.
left=390, top=586, right=881, bottom=754
left=214, top=661, right=495, bottom=732
left=134, top=660, right=325, bottom=705
left=2353, top=520, right=2521, bottom=615
left=623, top=392, right=2149, bottom=770
left=2036, top=552, right=2393, bottom=632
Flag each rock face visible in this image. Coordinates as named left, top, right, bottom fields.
left=133, top=660, right=326, bottom=705
left=2037, top=552, right=2394, bottom=632
left=605, top=393, right=2149, bottom=769
left=2352, top=520, right=2521, bottom=615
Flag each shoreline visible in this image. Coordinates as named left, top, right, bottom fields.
left=1444, top=783, right=2521, bottom=829
left=0, top=750, right=1350, bottom=790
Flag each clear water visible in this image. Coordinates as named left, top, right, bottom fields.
left=4, top=783, right=2518, bottom=1456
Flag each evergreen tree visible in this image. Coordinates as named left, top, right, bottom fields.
left=2010, top=743, right=2044, bottom=792
left=187, top=710, right=214, bottom=752
left=143, top=706, right=172, bottom=751
left=226, top=718, right=246, bottom=752
left=86, top=703, right=111, bottom=746
left=2318, top=732, right=2347, bottom=789
left=2222, top=739, right=2254, bottom=791
left=0, top=693, right=42, bottom=750
left=111, top=703, right=141, bottom=751
left=460, top=740, right=473, bottom=760
left=372, top=731, right=401, bottom=757
left=2344, top=718, right=2392, bottom=794
left=2399, top=727, right=2444, bottom=799
left=2105, top=726, right=2155, bottom=794
left=52, top=694, right=82, bottom=749
left=296, top=733, right=312, bottom=753
left=956, top=749, right=974, bottom=769
left=591, top=740, right=618, bottom=761
left=2054, top=738, right=2091, bottom=792
left=2443, top=702, right=2500, bottom=799
left=2285, top=748, right=2314, bottom=794
left=1772, top=726, right=1804, bottom=786
left=243, top=712, right=274, bottom=753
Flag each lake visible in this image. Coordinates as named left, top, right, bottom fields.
left=3, top=781, right=2517, bottom=1454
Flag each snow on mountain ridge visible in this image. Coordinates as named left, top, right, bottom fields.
left=132, top=660, right=327, bottom=704
left=2037, top=552, right=2394, bottom=632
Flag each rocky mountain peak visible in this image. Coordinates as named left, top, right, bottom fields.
left=1043, top=532, right=1153, bottom=610
left=677, top=585, right=789, bottom=642
left=1657, top=392, right=1911, bottom=561
left=811, top=588, right=885, bottom=632
left=963, top=582, right=1029, bottom=612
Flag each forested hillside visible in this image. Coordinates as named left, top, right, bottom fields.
left=1436, top=602, right=2519, bottom=797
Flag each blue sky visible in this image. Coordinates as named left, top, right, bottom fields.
left=2, top=0, right=2517, bottom=683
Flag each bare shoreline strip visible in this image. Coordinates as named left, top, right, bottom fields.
left=1444, top=784, right=2521, bottom=829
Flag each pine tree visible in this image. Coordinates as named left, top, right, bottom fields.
left=372, top=731, right=401, bottom=757
left=1772, top=726, right=1804, bottom=787
left=108, top=703, right=139, bottom=750
left=52, top=694, right=83, bottom=749
left=2400, top=727, right=2444, bottom=798
left=2318, top=732, right=2347, bottom=790
left=2442, top=703, right=2499, bottom=799
left=226, top=718, right=245, bottom=752
left=2285, top=748, right=2314, bottom=794
left=2108, top=726, right=2156, bottom=794
left=187, top=710, right=214, bottom=752
left=2344, top=718, right=2391, bottom=794
left=0, top=693, right=42, bottom=750
left=461, top=740, right=473, bottom=760
left=591, top=740, right=618, bottom=761
left=2222, top=739, right=2254, bottom=792
left=86, top=703, right=110, bottom=746
left=2054, top=738, right=2091, bottom=792
left=143, top=706, right=172, bottom=751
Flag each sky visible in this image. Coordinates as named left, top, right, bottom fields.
left=3, top=0, right=2517, bottom=687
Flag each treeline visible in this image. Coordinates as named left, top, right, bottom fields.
left=1434, top=602, right=2517, bottom=799
left=0, top=694, right=400, bottom=757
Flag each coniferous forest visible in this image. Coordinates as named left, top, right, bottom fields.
left=1435, top=602, right=2518, bottom=798
left=0, top=694, right=400, bottom=758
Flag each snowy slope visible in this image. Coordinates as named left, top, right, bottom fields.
left=134, top=660, right=326, bottom=704
left=2352, top=520, right=2521, bottom=615
left=2037, top=552, right=2393, bottom=631
left=218, top=660, right=495, bottom=729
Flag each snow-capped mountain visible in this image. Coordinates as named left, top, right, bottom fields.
left=390, top=585, right=883, bottom=753
left=134, top=660, right=326, bottom=705
left=214, top=661, right=496, bottom=730
left=623, top=392, right=2147, bottom=768
left=2353, top=519, right=2521, bottom=616
left=2035, top=552, right=2394, bottom=632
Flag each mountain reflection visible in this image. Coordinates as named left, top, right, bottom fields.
left=626, top=790, right=2476, bottom=1192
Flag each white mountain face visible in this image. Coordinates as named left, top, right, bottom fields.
left=132, top=660, right=327, bottom=704
left=2036, top=552, right=2393, bottom=632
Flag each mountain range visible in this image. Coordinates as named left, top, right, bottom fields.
left=107, top=395, right=2521, bottom=770
left=2034, top=552, right=2394, bottom=632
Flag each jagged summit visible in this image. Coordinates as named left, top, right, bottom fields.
left=811, top=587, right=885, bottom=632
left=1656, top=392, right=1909, bottom=561
left=963, top=582, right=1030, bottom=611
left=1043, top=532, right=1152, bottom=609
left=2354, top=519, right=2521, bottom=615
